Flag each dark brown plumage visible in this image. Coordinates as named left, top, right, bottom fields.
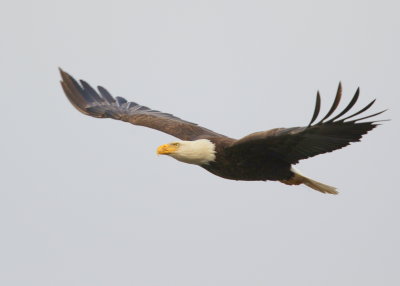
left=60, top=69, right=385, bottom=194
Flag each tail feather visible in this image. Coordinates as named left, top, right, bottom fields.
left=280, top=167, right=338, bottom=195
left=302, top=176, right=338, bottom=194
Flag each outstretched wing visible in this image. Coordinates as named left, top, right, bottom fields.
left=60, top=69, right=225, bottom=141
left=228, top=83, right=386, bottom=164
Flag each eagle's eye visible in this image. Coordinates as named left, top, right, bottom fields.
left=171, top=142, right=180, bottom=147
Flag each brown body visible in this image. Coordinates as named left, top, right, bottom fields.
left=202, top=136, right=293, bottom=181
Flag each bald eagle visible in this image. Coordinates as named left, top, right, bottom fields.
left=60, top=69, right=385, bottom=194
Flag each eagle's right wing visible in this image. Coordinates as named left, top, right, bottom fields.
left=60, top=69, right=225, bottom=141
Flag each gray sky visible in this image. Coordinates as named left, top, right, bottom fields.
left=1, top=0, right=399, bottom=285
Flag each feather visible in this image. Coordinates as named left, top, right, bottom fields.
left=327, top=87, right=360, bottom=122
left=316, top=82, right=342, bottom=124
left=308, top=91, right=321, bottom=126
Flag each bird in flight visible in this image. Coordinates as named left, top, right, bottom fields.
left=60, top=69, right=385, bottom=194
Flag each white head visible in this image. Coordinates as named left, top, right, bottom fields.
left=156, top=139, right=216, bottom=165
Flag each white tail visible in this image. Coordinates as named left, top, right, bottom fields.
left=280, top=167, right=338, bottom=195
left=301, top=176, right=338, bottom=194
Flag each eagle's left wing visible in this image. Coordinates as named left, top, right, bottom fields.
left=228, top=84, right=386, bottom=164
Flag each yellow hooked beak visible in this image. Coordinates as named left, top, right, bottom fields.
left=157, top=143, right=179, bottom=155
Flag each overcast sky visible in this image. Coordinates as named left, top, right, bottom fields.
left=1, top=0, right=399, bottom=285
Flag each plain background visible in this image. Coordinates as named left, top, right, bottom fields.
left=1, top=0, right=399, bottom=285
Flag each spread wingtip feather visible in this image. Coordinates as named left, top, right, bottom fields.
left=308, top=83, right=384, bottom=126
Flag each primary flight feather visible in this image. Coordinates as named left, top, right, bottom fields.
left=60, top=69, right=385, bottom=194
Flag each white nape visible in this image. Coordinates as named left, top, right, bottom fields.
left=169, top=139, right=216, bottom=165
